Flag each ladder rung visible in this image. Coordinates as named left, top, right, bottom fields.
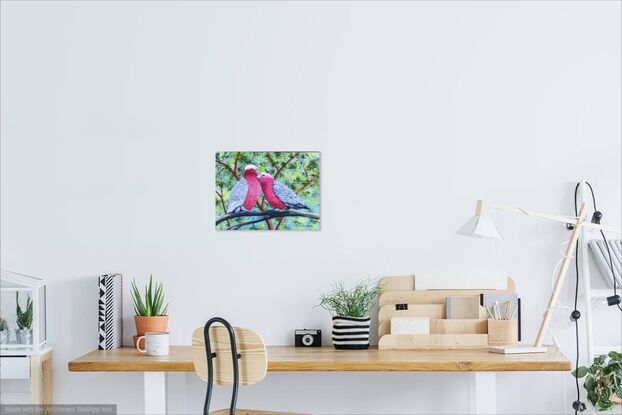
left=590, top=289, right=617, bottom=298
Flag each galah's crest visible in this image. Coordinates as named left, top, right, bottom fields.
left=226, top=165, right=261, bottom=213
left=257, top=172, right=309, bottom=210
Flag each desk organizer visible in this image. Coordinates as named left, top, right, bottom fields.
left=377, top=275, right=517, bottom=350
left=487, top=319, right=518, bottom=346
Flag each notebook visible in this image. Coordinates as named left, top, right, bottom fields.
left=446, top=296, right=480, bottom=319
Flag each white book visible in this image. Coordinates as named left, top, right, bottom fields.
left=391, top=317, right=430, bottom=335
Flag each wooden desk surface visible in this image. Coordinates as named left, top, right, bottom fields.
left=68, top=346, right=570, bottom=372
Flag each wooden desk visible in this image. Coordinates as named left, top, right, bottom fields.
left=69, top=346, right=570, bottom=414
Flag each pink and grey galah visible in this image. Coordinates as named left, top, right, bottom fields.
left=226, top=165, right=261, bottom=213
left=257, top=172, right=309, bottom=210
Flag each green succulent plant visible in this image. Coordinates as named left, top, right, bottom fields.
left=317, top=279, right=380, bottom=318
left=16, top=292, right=33, bottom=330
left=0, top=316, right=9, bottom=331
left=131, top=275, right=168, bottom=317
left=572, top=351, right=622, bottom=411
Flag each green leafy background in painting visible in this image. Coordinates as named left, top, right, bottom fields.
left=215, top=152, right=320, bottom=230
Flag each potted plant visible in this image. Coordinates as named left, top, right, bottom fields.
left=0, top=316, right=9, bottom=344
left=15, top=292, right=33, bottom=344
left=318, top=279, right=380, bottom=350
left=131, top=275, right=169, bottom=347
left=572, top=351, right=622, bottom=411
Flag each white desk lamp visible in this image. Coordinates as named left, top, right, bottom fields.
left=458, top=200, right=620, bottom=354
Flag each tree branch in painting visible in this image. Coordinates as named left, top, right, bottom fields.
left=216, top=209, right=320, bottom=226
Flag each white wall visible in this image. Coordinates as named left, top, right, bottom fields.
left=2, top=1, right=621, bottom=414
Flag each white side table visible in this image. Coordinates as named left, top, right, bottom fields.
left=1, top=346, right=52, bottom=404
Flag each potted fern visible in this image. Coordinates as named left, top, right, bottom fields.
left=15, top=292, right=33, bottom=344
left=318, top=279, right=380, bottom=349
left=131, top=275, right=169, bottom=347
left=0, top=316, right=9, bottom=344
left=572, top=351, right=622, bottom=411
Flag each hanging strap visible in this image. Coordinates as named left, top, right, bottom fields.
left=202, top=317, right=241, bottom=415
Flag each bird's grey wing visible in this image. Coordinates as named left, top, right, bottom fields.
left=273, top=180, right=308, bottom=209
left=226, top=179, right=248, bottom=213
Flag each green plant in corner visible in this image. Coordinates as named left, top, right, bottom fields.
left=572, top=351, right=622, bottom=411
left=131, top=274, right=168, bottom=316
left=0, top=316, right=8, bottom=331
left=16, top=292, right=33, bottom=330
left=317, top=279, right=380, bottom=317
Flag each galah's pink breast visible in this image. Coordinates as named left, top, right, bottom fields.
left=261, top=180, right=286, bottom=209
left=242, top=177, right=260, bottom=210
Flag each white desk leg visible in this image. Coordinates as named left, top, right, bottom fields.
left=144, top=372, right=167, bottom=415
left=468, top=372, right=496, bottom=414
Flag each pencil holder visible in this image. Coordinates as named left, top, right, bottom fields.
left=487, top=320, right=518, bottom=346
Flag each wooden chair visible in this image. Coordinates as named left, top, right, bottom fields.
left=192, top=317, right=309, bottom=415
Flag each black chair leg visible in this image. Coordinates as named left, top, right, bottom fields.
left=202, top=317, right=240, bottom=415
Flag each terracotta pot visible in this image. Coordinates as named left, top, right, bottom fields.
left=134, top=315, right=169, bottom=347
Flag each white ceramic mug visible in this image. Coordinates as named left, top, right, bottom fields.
left=136, top=332, right=170, bottom=356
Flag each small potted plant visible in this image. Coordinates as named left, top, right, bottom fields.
left=0, top=316, right=9, bottom=344
left=318, top=279, right=380, bottom=349
left=15, top=292, right=33, bottom=344
left=131, top=275, right=169, bottom=347
left=572, top=351, right=622, bottom=411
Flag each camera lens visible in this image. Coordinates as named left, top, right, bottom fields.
left=302, top=334, right=313, bottom=346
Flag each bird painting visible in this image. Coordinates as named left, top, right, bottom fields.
left=225, top=164, right=261, bottom=213
left=215, top=152, right=320, bottom=230
left=257, top=172, right=309, bottom=210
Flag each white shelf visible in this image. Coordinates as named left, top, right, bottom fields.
left=590, top=289, right=616, bottom=298
left=0, top=345, right=51, bottom=357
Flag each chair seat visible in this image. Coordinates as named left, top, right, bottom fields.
left=210, top=409, right=310, bottom=415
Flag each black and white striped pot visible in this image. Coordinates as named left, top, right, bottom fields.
left=332, top=316, right=371, bottom=349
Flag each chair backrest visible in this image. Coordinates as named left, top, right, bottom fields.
left=192, top=325, right=268, bottom=386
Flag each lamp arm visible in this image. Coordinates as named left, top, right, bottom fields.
left=486, top=202, right=578, bottom=225
left=485, top=202, right=622, bottom=234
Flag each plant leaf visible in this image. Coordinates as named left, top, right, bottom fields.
left=597, top=398, right=612, bottom=411
left=587, top=390, right=598, bottom=406
left=131, top=279, right=147, bottom=316
left=608, top=351, right=622, bottom=361
left=572, top=367, right=588, bottom=378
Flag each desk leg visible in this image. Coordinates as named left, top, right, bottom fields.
left=144, top=372, right=167, bottom=415
left=468, top=372, right=496, bottom=414
left=30, top=350, right=52, bottom=405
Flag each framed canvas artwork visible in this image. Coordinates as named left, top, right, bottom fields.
left=215, top=152, right=320, bottom=231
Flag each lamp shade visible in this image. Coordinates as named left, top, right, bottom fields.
left=456, top=215, right=502, bottom=239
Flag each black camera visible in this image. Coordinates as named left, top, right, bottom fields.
left=295, top=329, right=322, bottom=347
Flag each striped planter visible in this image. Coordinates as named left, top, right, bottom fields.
left=332, top=316, right=371, bottom=349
